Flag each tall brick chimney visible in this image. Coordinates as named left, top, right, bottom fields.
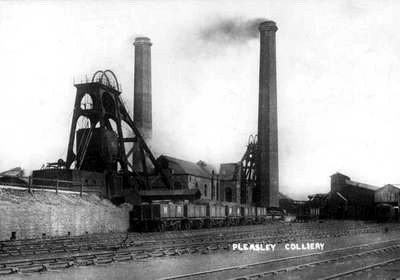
left=133, top=37, right=152, bottom=140
left=256, top=21, right=279, bottom=207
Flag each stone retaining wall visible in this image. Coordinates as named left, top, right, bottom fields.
left=0, top=187, right=131, bottom=240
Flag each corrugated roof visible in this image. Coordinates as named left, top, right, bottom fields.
left=219, top=163, right=239, bottom=180
left=376, top=184, right=400, bottom=192
left=346, top=179, right=377, bottom=191
left=159, top=155, right=211, bottom=178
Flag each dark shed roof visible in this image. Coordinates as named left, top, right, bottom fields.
left=139, top=189, right=201, bottom=201
left=158, top=155, right=212, bottom=178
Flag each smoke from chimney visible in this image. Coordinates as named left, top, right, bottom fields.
left=199, top=17, right=269, bottom=45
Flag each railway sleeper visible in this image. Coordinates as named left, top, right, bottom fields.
left=19, top=265, right=44, bottom=273
left=0, top=267, right=19, bottom=275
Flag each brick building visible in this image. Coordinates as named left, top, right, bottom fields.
left=150, top=155, right=219, bottom=202
left=219, top=163, right=241, bottom=203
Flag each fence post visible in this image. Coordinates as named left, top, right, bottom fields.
left=80, top=183, right=83, bottom=197
left=56, top=179, right=59, bottom=195
left=28, top=176, right=32, bottom=193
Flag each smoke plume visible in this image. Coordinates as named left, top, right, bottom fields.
left=199, top=17, right=268, bottom=45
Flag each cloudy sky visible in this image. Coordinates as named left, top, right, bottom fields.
left=1, top=0, right=400, bottom=199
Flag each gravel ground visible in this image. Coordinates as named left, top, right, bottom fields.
left=2, top=224, right=400, bottom=280
left=353, top=261, right=400, bottom=280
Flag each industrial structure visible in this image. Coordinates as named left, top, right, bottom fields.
left=218, top=21, right=280, bottom=208
left=223, top=21, right=280, bottom=208
left=32, top=68, right=171, bottom=204
left=306, top=173, right=378, bottom=220
left=255, top=21, right=279, bottom=208
left=133, top=37, right=152, bottom=141
left=30, top=20, right=280, bottom=211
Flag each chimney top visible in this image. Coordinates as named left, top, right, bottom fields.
left=134, top=37, right=152, bottom=46
left=258, top=21, right=278, bottom=32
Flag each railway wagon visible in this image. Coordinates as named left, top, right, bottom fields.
left=225, top=205, right=241, bottom=226
left=241, top=206, right=257, bottom=225
left=132, top=203, right=183, bottom=231
left=206, top=205, right=225, bottom=227
left=153, top=203, right=183, bottom=231
left=256, top=207, right=268, bottom=223
left=267, top=207, right=286, bottom=220
left=183, top=204, right=207, bottom=229
left=131, top=202, right=287, bottom=232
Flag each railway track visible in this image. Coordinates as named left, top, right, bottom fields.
left=317, top=258, right=400, bottom=280
left=0, top=220, right=376, bottom=248
left=158, top=239, right=400, bottom=280
left=1, top=221, right=390, bottom=259
left=0, top=225, right=395, bottom=275
left=0, top=223, right=386, bottom=261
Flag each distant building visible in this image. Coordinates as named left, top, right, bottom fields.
left=326, top=172, right=377, bottom=219
left=307, top=193, right=329, bottom=219
left=0, top=167, right=28, bottom=186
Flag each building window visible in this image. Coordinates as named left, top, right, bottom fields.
left=211, top=184, right=215, bottom=200
left=80, top=93, right=93, bottom=110
left=204, top=184, right=207, bottom=197
left=225, top=188, right=233, bottom=202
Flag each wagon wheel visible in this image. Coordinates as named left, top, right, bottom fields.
left=183, top=221, right=190, bottom=230
left=158, top=222, right=166, bottom=232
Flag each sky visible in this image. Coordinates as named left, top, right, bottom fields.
left=1, top=0, right=400, bottom=199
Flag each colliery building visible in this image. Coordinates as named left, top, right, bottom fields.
left=307, top=174, right=400, bottom=222
left=219, top=163, right=241, bottom=203
left=328, top=173, right=376, bottom=219
left=143, top=155, right=219, bottom=203
left=26, top=20, right=280, bottom=209
left=308, top=173, right=377, bottom=220
left=0, top=20, right=283, bottom=240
